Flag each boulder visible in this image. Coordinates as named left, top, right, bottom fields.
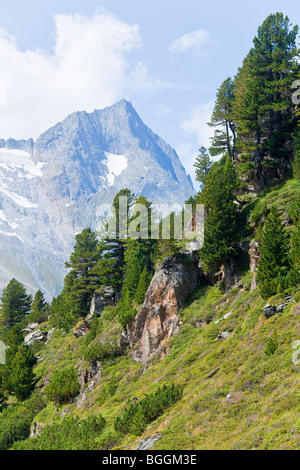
left=128, top=254, right=200, bottom=363
left=216, top=331, right=231, bottom=341
left=276, top=303, right=289, bottom=313
left=23, top=323, right=40, bottom=333
left=24, top=329, right=47, bottom=346
left=86, top=287, right=116, bottom=322
left=263, top=304, right=276, bottom=319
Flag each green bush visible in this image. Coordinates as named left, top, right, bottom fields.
left=45, top=367, right=80, bottom=404
left=114, top=383, right=183, bottom=436
left=0, top=392, right=45, bottom=450
left=84, top=341, right=121, bottom=363
left=13, top=414, right=106, bottom=450
left=265, top=331, right=279, bottom=357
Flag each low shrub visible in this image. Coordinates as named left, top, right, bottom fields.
left=44, top=367, right=80, bottom=404
left=114, top=383, right=183, bottom=436
left=13, top=414, right=106, bottom=450
left=84, top=341, right=121, bottom=363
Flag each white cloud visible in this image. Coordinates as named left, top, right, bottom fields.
left=0, top=10, right=165, bottom=139
left=179, top=101, right=214, bottom=148
left=168, top=30, right=218, bottom=56
left=176, top=102, right=215, bottom=186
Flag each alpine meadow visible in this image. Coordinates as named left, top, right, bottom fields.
left=0, top=7, right=299, bottom=453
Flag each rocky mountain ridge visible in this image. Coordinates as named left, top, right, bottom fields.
left=0, top=100, right=194, bottom=299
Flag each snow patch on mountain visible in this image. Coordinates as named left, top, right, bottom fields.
left=104, top=152, right=128, bottom=186
left=0, top=148, right=46, bottom=179
left=0, top=185, right=38, bottom=208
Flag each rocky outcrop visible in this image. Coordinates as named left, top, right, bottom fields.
left=76, top=362, right=102, bottom=408
left=73, top=321, right=90, bottom=338
left=249, top=241, right=260, bottom=291
left=263, top=298, right=293, bottom=319
left=78, top=362, right=102, bottom=389
left=30, top=421, right=45, bottom=438
left=24, top=325, right=47, bottom=346
left=86, top=287, right=116, bottom=322
left=215, top=261, right=241, bottom=293
left=128, top=254, right=200, bottom=363
left=136, top=434, right=163, bottom=450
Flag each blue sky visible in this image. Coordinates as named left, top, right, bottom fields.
left=0, top=0, right=299, bottom=186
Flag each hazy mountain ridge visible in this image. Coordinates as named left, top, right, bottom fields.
left=0, top=100, right=194, bottom=299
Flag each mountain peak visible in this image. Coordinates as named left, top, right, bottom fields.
left=0, top=100, right=194, bottom=298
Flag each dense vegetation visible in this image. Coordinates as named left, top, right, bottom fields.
left=0, top=12, right=299, bottom=450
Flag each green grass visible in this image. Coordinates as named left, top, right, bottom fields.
left=2, top=178, right=300, bottom=450
left=15, top=279, right=300, bottom=450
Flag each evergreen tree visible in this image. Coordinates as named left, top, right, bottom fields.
left=65, top=228, right=100, bottom=316
left=209, top=77, right=237, bottom=159
left=31, top=290, right=46, bottom=314
left=293, top=126, right=300, bottom=179
left=29, top=290, right=47, bottom=324
left=1, top=325, right=33, bottom=399
left=291, top=222, right=300, bottom=273
left=200, top=158, right=240, bottom=272
left=194, top=147, right=213, bottom=186
left=117, top=288, right=137, bottom=330
left=257, top=207, right=291, bottom=298
left=123, top=242, right=145, bottom=298
left=235, top=13, right=299, bottom=177
left=0, top=280, right=32, bottom=329
left=6, top=344, right=35, bottom=401
left=135, top=267, right=152, bottom=305
left=117, top=241, right=145, bottom=328
left=95, top=189, right=136, bottom=291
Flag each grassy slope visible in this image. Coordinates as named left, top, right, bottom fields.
left=13, top=179, right=300, bottom=450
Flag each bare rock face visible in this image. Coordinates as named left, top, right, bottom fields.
left=128, top=254, right=200, bottom=363
left=86, top=287, right=116, bottom=322
left=136, top=434, right=162, bottom=450
left=249, top=240, right=260, bottom=292
left=214, top=261, right=240, bottom=293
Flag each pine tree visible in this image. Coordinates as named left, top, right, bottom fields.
left=209, top=77, right=237, bottom=159
left=30, top=290, right=47, bottom=324
left=235, top=13, right=299, bottom=177
left=123, top=242, right=145, bottom=299
left=293, top=126, right=300, bottom=179
left=31, top=290, right=46, bottom=314
left=199, top=158, right=240, bottom=272
left=117, top=288, right=137, bottom=329
left=135, top=267, right=152, bottom=305
left=0, top=279, right=32, bottom=329
left=95, top=189, right=136, bottom=291
left=6, top=344, right=35, bottom=401
left=65, top=228, right=100, bottom=316
left=117, top=241, right=145, bottom=328
left=257, top=206, right=291, bottom=299
left=291, top=222, right=300, bottom=274
left=194, top=147, right=213, bottom=186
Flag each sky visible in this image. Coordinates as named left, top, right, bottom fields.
left=0, top=0, right=299, bottom=187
